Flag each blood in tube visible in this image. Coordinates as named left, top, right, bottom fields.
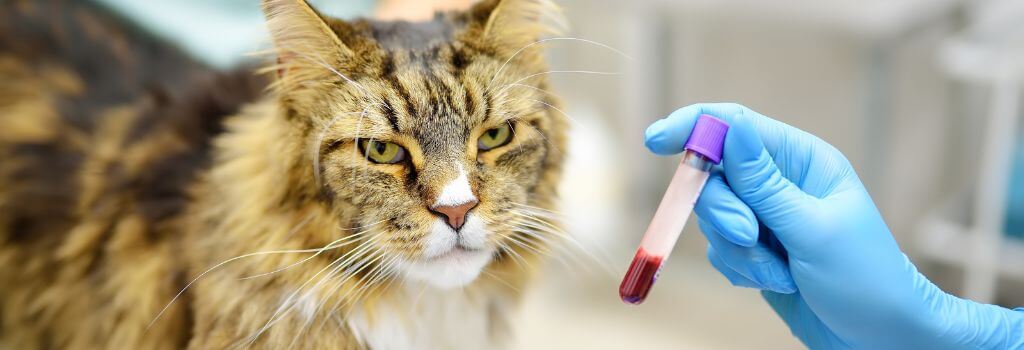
left=620, top=115, right=729, bottom=305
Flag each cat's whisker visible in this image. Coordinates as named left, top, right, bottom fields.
left=322, top=254, right=399, bottom=330
left=247, top=230, right=386, bottom=345
left=516, top=227, right=598, bottom=275
left=489, top=95, right=582, bottom=129
left=247, top=248, right=362, bottom=346
left=284, top=248, right=382, bottom=350
left=148, top=246, right=326, bottom=331
left=310, top=250, right=384, bottom=314
left=512, top=202, right=564, bottom=215
left=496, top=241, right=532, bottom=272
left=511, top=209, right=561, bottom=223
left=504, top=221, right=573, bottom=259
left=489, top=221, right=536, bottom=268
left=319, top=250, right=396, bottom=318
left=509, top=210, right=616, bottom=276
left=290, top=234, right=383, bottom=308
left=481, top=269, right=521, bottom=293
left=503, top=83, right=563, bottom=101
left=147, top=215, right=376, bottom=331
left=503, top=230, right=573, bottom=271
left=503, top=118, right=528, bottom=155
left=495, top=221, right=554, bottom=257
left=508, top=221, right=601, bottom=276
left=526, top=98, right=581, bottom=127
left=319, top=255, right=403, bottom=329
left=358, top=136, right=375, bottom=190
left=337, top=219, right=391, bottom=232
left=279, top=47, right=384, bottom=105
left=484, top=218, right=537, bottom=271
left=514, top=119, right=562, bottom=156
left=369, top=262, right=402, bottom=300
left=510, top=221, right=563, bottom=246
left=510, top=205, right=567, bottom=224
left=500, top=229, right=546, bottom=254
left=348, top=109, right=370, bottom=186
left=341, top=261, right=393, bottom=310
left=281, top=212, right=317, bottom=241
left=509, top=207, right=568, bottom=233
left=512, top=211, right=586, bottom=251
left=313, top=252, right=405, bottom=339
left=505, top=235, right=550, bottom=268
left=493, top=70, right=618, bottom=97
left=301, top=250, right=397, bottom=347
left=512, top=209, right=588, bottom=243
left=239, top=229, right=369, bottom=280
left=409, top=277, right=431, bottom=310
left=313, top=109, right=370, bottom=188
left=510, top=210, right=583, bottom=249
left=483, top=108, right=560, bottom=159
left=488, top=37, right=634, bottom=86
left=240, top=218, right=387, bottom=280
left=321, top=258, right=402, bottom=340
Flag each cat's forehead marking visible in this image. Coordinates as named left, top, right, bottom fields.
left=368, top=18, right=456, bottom=51
left=378, top=56, right=484, bottom=157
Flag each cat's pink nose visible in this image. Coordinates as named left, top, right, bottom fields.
left=431, top=199, right=479, bottom=231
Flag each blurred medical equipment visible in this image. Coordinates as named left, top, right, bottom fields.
left=916, top=0, right=1024, bottom=304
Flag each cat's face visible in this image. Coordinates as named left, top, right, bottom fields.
left=265, top=0, right=565, bottom=288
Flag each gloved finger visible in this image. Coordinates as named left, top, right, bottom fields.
left=707, top=244, right=761, bottom=289
left=719, top=116, right=819, bottom=239
left=761, top=291, right=851, bottom=349
left=699, top=219, right=797, bottom=294
left=645, top=102, right=810, bottom=158
left=694, top=171, right=758, bottom=247
left=644, top=104, right=701, bottom=155
left=644, top=103, right=754, bottom=155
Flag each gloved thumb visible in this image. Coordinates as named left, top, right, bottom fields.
left=722, top=116, right=816, bottom=234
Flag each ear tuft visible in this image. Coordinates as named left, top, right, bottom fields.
left=261, top=0, right=351, bottom=87
left=472, top=0, right=566, bottom=57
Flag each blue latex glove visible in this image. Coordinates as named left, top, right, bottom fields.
left=645, top=103, right=1024, bottom=349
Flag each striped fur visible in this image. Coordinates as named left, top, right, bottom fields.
left=1, top=0, right=566, bottom=349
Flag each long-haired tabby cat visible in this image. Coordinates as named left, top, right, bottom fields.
left=0, top=0, right=567, bottom=348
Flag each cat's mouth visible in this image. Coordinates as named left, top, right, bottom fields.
left=396, top=216, right=495, bottom=288
left=425, top=245, right=488, bottom=262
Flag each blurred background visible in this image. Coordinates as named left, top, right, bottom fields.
left=92, top=0, right=1024, bottom=348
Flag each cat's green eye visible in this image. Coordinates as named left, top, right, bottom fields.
left=477, top=124, right=513, bottom=151
left=359, top=140, right=407, bottom=164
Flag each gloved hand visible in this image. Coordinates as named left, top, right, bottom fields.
left=644, top=103, right=1024, bottom=349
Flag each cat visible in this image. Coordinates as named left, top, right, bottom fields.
left=0, top=0, right=567, bottom=348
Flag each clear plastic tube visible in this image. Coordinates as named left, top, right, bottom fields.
left=620, top=150, right=713, bottom=304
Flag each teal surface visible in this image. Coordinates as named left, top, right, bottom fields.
left=1007, top=137, right=1024, bottom=239
left=93, top=0, right=376, bottom=69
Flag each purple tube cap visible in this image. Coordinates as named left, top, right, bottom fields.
left=684, top=114, right=729, bottom=164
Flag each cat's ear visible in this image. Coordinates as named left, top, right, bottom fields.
left=468, top=0, right=565, bottom=58
left=261, top=0, right=351, bottom=81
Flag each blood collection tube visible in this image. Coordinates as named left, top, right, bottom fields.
left=620, top=115, right=729, bottom=305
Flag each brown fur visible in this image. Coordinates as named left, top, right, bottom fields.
left=0, top=0, right=566, bottom=349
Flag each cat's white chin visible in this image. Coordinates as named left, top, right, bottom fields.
left=398, top=216, right=494, bottom=289
left=400, top=247, right=493, bottom=289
